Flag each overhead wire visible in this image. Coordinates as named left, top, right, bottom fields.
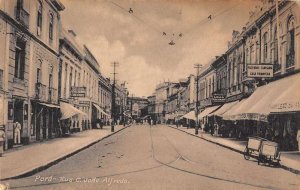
left=108, top=1, right=243, bottom=46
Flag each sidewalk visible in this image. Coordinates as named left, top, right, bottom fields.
left=0, top=125, right=128, bottom=180
left=168, top=125, right=300, bottom=174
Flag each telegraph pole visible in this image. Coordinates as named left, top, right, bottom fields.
left=194, top=64, right=202, bottom=135
left=111, top=62, right=119, bottom=132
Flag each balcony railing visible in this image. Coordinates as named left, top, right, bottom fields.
left=273, top=60, right=281, bottom=73
left=48, top=87, right=57, bottom=103
left=286, top=52, right=295, bottom=70
left=35, top=82, right=47, bottom=101
left=15, top=7, right=29, bottom=28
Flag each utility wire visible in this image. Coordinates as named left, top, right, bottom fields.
left=109, top=1, right=242, bottom=45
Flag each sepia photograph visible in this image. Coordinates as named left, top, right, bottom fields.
left=0, top=0, right=300, bottom=189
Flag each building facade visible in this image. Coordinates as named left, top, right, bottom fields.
left=0, top=0, right=64, bottom=149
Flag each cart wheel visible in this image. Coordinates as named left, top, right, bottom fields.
left=243, top=148, right=250, bottom=160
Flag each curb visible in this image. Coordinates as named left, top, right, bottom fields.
left=167, top=125, right=300, bottom=175
left=1, top=126, right=130, bottom=181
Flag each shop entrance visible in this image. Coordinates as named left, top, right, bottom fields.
left=13, top=99, right=24, bottom=145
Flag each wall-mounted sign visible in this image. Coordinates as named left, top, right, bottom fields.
left=212, top=93, right=226, bottom=103
left=71, top=87, right=86, bottom=97
left=247, top=64, right=273, bottom=78
left=79, top=101, right=90, bottom=107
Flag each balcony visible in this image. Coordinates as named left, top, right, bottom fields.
left=286, top=52, right=295, bottom=71
left=273, top=60, right=281, bottom=74
left=15, top=7, right=29, bottom=28
left=48, top=87, right=58, bottom=103
left=35, top=82, right=47, bottom=101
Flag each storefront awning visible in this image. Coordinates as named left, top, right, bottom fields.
left=198, top=105, right=220, bottom=119
left=182, top=110, right=196, bottom=120
left=223, top=73, right=300, bottom=121
left=222, top=99, right=248, bottom=120
left=93, top=103, right=110, bottom=117
left=270, top=73, right=300, bottom=113
left=60, top=102, right=87, bottom=120
left=39, top=102, right=60, bottom=108
left=208, top=101, right=239, bottom=117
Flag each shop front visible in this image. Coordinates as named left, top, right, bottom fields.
left=221, top=73, right=300, bottom=150
left=60, top=101, right=87, bottom=134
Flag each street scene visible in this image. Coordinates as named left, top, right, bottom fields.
left=3, top=125, right=300, bottom=190
left=0, top=0, right=300, bottom=189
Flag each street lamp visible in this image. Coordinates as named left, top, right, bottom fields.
left=194, top=64, right=202, bottom=135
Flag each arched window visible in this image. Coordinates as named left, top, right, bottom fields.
left=37, top=1, right=42, bottom=36
left=263, top=32, right=268, bottom=62
left=49, top=13, right=54, bottom=40
left=286, top=16, right=295, bottom=68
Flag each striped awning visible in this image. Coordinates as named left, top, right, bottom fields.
left=60, top=102, right=87, bottom=120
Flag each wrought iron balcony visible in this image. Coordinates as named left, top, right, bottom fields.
left=15, top=7, right=29, bottom=28
left=48, top=87, right=57, bottom=103
left=286, top=52, right=295, bottom=69
left=273, top=60, right=281, bottom=73
left=35, top=82, right=47, bottom=101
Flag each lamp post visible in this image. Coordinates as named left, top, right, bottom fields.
left=194, top=64, right=202, bottom=135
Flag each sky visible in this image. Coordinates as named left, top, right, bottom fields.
left=60, top=0, right=260, bottom=97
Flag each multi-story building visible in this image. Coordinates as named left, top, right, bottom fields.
left=147, top=95, right=156, bottom=120
left=98, top=74, right=111, bottom=123
left=0, top=0, right=64, bottom=149
left=58, top=29, right=89, bottom=132
left=82, top=45, right=100, bottom=129
left=127, top=96, right=148, bottom=120
left=114, top=82, right=128, bottom=124
left=154, top=82, right=169, bottom=123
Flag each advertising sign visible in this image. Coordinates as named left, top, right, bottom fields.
left=71, top=87, right=86, bottom=97
left=247, top=64, right=273, bottom=78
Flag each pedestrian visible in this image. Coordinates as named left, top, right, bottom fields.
left=14, top=121, right=22, bottom=144
left=0, top=128, right=5, bottom=157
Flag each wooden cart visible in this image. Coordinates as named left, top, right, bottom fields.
left=243, top=136, right=266, bottom=160
left=257, top=141, right=281, bottom=166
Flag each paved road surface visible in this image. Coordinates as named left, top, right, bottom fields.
left=3, top=125, right=300, bottom=190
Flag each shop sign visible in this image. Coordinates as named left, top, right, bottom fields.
left=212, top=93, right=225, bottom=103
left=270, top=100, right=300, bottom=112
left=247, top=64, right=273, bottom=78
left=237, top=113, right=268, bottom=122
left=71, top=87, right=86, bottom=97
left=79, top=101, right=90, bottom=107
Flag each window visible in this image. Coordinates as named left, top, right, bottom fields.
left=286, top=16, right=295, bottom=68
left=69, top=67, right=73, bottom=93
left=37, top=1, right=42, bottom=36
left=14, top=39, right=26, bottom=80
left=0, top=69, right=3, bottom=89
left=263, top=32, right=268, bottom=62
left=36, top=60, right=42, bottom=83
left=49, top=65, right=53, bottom=88
left=273, top=27, right=281, bottom=73
left=49, top=13, right=54, bottom=40
left=64, top=63, right=68, bottom=97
